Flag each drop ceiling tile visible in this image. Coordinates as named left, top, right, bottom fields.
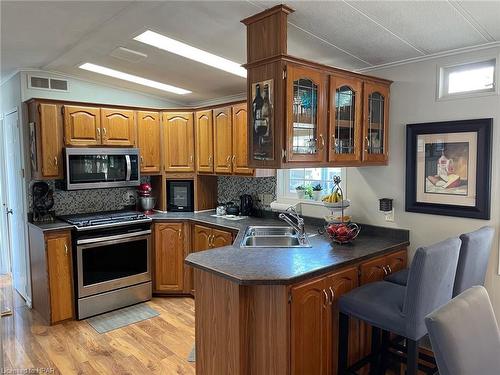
left=347, top=1, right=488, bottom=54
left=284, top=1, right=423, bottom=65
left=457, top=1, right=500, bottom=41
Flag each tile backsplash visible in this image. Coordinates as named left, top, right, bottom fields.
left=28, top=177, right=150, bottom=215
left=217, top=176, right=276, bottom=210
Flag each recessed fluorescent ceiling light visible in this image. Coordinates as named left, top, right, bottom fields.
left=134, top=30, right=247, bottom=78
left=79, top=62, right=191, bottom=95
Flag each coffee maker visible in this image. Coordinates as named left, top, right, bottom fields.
left=240, top=194, right=253, bottom=216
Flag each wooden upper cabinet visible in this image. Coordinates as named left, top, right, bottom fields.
left=154, top=223, right=184, bottom=292
left=162, top=112, right=195, bottom=172
left=213, top=107, right=233, bottom=174
left=63, top=105, right=101, bottom=146
left=36, top=102, right=63, bottom=179
left=137, top=111, right=161, bottom=173
left=195, top=110, right=214, bottom=173
left=46, top=231, right=73, bottom=323
left=363, top=82, right=389, bottom=164
left=291, top=276, right=330, bottom=375
left=100, top=108, right=135, bottom=147
left=286, top=64, right=327, bottom=163
left=232, top=103, right=253, bottom=175
left=329, top=75, right=363, bottom=164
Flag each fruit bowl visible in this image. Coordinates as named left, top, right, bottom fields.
left=325, top=222, right=360, bottom=245
left=324, top=214, right=351, bottom=224
left=323, top=199, right=351, bottom=209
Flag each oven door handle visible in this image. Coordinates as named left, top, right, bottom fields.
left=125, top=155, right=131, bottom=181
left=77, top=229, right=151, bottom=245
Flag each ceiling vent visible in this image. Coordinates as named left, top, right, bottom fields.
left=110, top=47, right=148, bottom=63
left=28, top=75, right=69, bottom=92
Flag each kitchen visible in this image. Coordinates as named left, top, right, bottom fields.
left=1, top=1, right=500, bottom=375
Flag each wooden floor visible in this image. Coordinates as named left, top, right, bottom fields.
left=2, top=277, right=196, bottom=375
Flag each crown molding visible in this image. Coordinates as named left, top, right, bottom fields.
left=188, top=92, right=246, bottom=108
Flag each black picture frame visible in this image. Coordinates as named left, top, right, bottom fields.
left=405, top=118, right=492, bottom=220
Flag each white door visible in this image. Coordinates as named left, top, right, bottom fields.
left=3, top=109, right=29, bottom=300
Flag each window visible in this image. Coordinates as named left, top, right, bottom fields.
left=438, top=59, right=496, bottom=99
left=278, top=167, right=343, bottom=200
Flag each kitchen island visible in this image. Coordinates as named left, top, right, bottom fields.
left=185, top=215, right=409, bottom=375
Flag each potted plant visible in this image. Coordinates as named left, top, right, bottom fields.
left=295, top=185, right=306, bottom=199
left=312, top=184, right=323, bottom=201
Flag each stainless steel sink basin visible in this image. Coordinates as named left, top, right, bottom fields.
left=240, top=226, right=311, bottom=248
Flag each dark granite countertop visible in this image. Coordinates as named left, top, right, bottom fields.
left=29, top=210, right=409, bottom=285
left=28, top=220, right=75, bottom=232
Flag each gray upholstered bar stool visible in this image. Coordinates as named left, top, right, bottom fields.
left=385, top=226, right=494, bottom=295
left=425, top=286, right=500, bottom=375
left=338, top=237, right=461, bottom=375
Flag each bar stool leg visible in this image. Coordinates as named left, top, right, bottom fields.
left=369, top=326, right=381, bottom=375
left=406, top=339, right=418, bottom=375
left=378, top=330, right=390, bottom=375
left=338, top=312, right=349, bottom=375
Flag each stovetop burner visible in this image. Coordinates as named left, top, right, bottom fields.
left=59, top=210, right=150, bottom=229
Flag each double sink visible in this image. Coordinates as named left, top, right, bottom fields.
left=240, top=226, right=312, bottom=248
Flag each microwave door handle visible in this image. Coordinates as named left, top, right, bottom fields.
left=125, top=155, right=131, bottom=181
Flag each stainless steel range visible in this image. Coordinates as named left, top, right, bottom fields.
left=60, top=211, right=152, bottom=319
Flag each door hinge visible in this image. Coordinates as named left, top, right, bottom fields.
left=282, top=68, right=287, bottom=80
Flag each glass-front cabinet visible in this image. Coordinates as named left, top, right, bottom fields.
left=363, top=82, right=389, bottom=163
left=286, top=65, right=327, bottom=162
left=329, top=75, right=363, bottom=163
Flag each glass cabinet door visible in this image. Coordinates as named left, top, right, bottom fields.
left=329, top=76, right=363, bottom=163
left=364, top=82, right=389, bottom=163
left=287, top=65, right=326, bottom=162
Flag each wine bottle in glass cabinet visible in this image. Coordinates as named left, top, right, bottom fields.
left=329, top=75, right=363, bottom=164
left=286, top=64, right=327, bottom=163
left=363, top=82, right=389, bottom=164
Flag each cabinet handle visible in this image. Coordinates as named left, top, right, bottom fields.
left=64, top=244, right=68, bottom=256
left=209, top=234, right=215, bottom=248
left=386, top=265, right=392, bottom=274
left=226, top=155, right=231, bottom=167
left=97, top=128, right=101, bottom=138
left=318, top=134, right=325, bottom=150
left=178, top=229, right=182, bottom=239
left=232, top=155, right=236, bottom=165
left=54, top=156, right=58, bottom=166
left=190, top=155, right=194, bottom=164
left=208, top=155, right=212, bottom=167
left=140, top=156, right=144, bottom=165
left=382, top=266, right=388, bottom=276
left=322, top=289, right=329, bottom=307
left=329, top=287, right=335, bottom=305
left=364, top=136, right=370, bottom=152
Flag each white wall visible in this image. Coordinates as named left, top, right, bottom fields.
left=20, top=70, right=181, bottom=109
left=347, top=46, right=500, bottom=317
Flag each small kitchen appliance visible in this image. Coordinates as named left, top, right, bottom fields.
left=137, top=183, right=156, bottom=214
left=166, top=180, right=194, bottom=212
left=32, top=181, right=55, bottom=223
left=240, top=194, right=254, bottom=216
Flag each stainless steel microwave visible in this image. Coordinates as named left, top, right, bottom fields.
left=64, top=148, right=140, bottom=190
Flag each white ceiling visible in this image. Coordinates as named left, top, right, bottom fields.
left=2, top=1, right=500, bottom=105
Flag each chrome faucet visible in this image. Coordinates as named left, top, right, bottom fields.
left=279, top=206, right=306, bottom=239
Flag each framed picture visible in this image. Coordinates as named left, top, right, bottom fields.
left=251, top=79, right=274, bottom=161
left=406, top=118, right=492, bottom=219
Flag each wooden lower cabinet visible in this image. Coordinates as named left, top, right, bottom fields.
left=154, top=222, right=185, bottom=293
left=291, top=267, right=358, bottom=375
left=29, top=226, right=74, bottom=325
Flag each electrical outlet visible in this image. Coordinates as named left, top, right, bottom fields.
left=384, top=209, right=394, bottom=222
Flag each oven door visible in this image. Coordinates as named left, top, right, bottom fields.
left=76, top=229, right=151, bottom=298
left=65, top=148, right=140, bottom=190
